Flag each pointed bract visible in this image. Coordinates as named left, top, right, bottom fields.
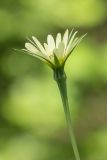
left=63, top=29, right=69, bottom=50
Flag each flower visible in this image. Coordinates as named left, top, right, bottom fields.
left=22, top=29, right=86, bottom=70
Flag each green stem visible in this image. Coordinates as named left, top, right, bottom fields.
left=54, top=68, right=80, bottom=160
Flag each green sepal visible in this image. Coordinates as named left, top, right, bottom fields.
left=53, top=53, right=60, bottom=67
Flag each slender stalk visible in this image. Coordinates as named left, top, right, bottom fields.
left=54, top=68, right=80, bottom=160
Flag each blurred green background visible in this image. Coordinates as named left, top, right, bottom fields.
left=0, top=0, right=107, bottom=159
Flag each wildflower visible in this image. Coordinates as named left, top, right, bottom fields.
left=22, top=29, right=86, bottom=70
left=21, top=29, right=86, bottom=160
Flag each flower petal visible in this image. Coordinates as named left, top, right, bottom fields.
left=32, top=36, right=46, bottom=54
left=56, top=33, right=61, bottom=48
left=25, top=42, right=50, bottom=60
left=44, top=42, right=54, bottom=60
left=54, top=42, right=65, bottom=60
left=58, top=42, right=65, bottom=54
left=63, top=29, right=69, bottom=49
left=22, top=48, right=54, bottom=68
left=44, top=43, right=50, bottom=54
left=47, top=34, right=55, bottom=53
left=25, top=43, right=39, bottom=53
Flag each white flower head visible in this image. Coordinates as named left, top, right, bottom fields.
left=22, top=29, right=86, bottom=70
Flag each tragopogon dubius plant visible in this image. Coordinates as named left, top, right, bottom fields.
left=20, top=29, right=86, bottom=160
